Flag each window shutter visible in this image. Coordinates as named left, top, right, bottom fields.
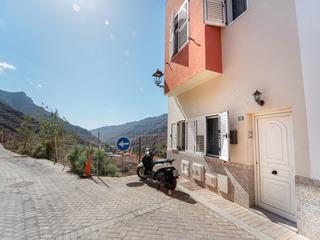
left=204, top=0, right=226, bottom=27
left=186, top=120, right=196, bottom=152
left=171, top=123, right=177, bottom=149
left=169, top=13, right=174, bottom=59
left=196, top=118, right=205, bottom=153
left=178, top=1, right=189, bottom=49
left=219, top=111, right=230, bottom=161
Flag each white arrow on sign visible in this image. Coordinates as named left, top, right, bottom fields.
left=119, top=141, right=130, bottom=148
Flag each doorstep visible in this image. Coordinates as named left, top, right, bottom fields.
left=177, top=178, right=308, bottom=240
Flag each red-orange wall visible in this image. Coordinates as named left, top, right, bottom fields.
left=164, top=0, right=222, bottom=94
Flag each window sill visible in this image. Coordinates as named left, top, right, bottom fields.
left=224, top=9, right=248, bottom=30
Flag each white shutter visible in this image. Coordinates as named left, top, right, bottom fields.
left=219, top=111, right=230, bottom=161
left=169, top=13, right=174, bottom=59
left=204, top=0, right=226, bottom=27
left=171, top=123, right=177, bottom=149
left=186, top=120, right=196, bottom=152
left=196, top=118, right=205, bottom=153
left=178, top=1, right=189, bottom=49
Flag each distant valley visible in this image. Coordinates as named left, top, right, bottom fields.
left=91, top=114, right=168, bottom=150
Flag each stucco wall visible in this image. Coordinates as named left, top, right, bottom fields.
left=295, top=0, right=320, bottom=181
left=164, top=0, right=222, bottom=94
left=167, top=0, right=310, bottom=177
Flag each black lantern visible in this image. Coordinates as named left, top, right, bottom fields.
left=152, top=69, right=164, bottom=88
left=253, top=90, right=265, bottom=106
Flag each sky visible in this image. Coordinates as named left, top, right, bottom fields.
left=0, top=0, right=167, bottom=130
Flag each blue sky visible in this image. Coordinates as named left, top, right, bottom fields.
left=0, top=0, right=166, bottom=130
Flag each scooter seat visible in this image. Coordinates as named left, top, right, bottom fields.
left=153, top=159, right=175, bottom=165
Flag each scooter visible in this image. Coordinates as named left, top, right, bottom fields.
left=136, top=148, right=179, bottom=191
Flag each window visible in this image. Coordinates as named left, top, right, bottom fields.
left=204, top=0, right=247, bottom=27
left=206, top=112, right=230, bottom=160
left=177, top=121, right=186, bottom=151
left=207, top=116, right=220, bottom=156
left=184, top=112, right=229, bottom=160
left=226, top=0, right=247, bottom=24
left=169, top=1, right=189, bottom=59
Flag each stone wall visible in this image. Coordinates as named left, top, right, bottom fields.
left=168, top=150, right=255, bottom=208
left=296, top=175, right=320, bottom=240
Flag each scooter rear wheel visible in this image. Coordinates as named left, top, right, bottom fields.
left=137, top=167, right=147, bottom=180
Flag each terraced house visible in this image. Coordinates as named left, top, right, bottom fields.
left=164, top=0, right=320, bottom=238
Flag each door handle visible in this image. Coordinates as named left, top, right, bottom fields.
left=272, top=170, right=278, bottom=175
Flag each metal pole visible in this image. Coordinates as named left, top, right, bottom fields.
left=138, top=136, right=141, bottom=163
left=97, top=131, right=101, bottom=177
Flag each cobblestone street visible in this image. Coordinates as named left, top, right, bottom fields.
left=0, top=145, right=307, bottom=240
left=0, top=145, right=258, bottom=240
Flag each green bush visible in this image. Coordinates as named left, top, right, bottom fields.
left=66, top=146, right=119, bottom=177
left=32, top=140, right=54, bottom=159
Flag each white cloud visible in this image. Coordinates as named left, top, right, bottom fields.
left=0, top=62, right=16, bottom=73
left=72, top=3, right=81, bottom=12
left=37, top=84, right=43, bottom=88
left=105, top=20, right=110, bottom=26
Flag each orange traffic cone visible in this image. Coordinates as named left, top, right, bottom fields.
left=83, top=154, right=93, bottom=178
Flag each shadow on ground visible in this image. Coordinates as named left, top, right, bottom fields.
left=126, top=180, right=197, bottom=204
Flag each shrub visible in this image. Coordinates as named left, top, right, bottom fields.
left=66, top=146, right=119, bottom=176
left=32, top=140, right=54, bottom=159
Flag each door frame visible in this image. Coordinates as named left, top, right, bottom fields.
left=252, top=109, right=296, bottom=222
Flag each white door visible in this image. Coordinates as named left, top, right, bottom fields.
left=256, top=113, right=296, bottom=222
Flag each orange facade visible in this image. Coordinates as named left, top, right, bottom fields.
left=164, top=0, right=222, bottom=95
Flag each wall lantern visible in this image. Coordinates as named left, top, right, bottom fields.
left=152, top=69, right=164, bottom=88
left=253, top=90, right=265, bottom=106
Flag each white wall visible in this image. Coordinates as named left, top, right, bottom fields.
left=167, top=0, right=311, bottom=177
left=295, top=0, right=320, bottom=180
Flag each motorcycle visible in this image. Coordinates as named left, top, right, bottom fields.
left=136, top=148, right=179, bottom=192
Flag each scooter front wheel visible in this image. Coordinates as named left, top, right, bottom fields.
left=137, top=167, right=147, bottom=180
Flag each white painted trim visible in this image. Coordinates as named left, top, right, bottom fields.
left=170, top=0, right=190, bottom=61
left=252, top=109, right=297, bottom=223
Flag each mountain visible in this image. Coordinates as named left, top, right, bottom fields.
left=0, top=89, right=96, bottom=143
left=91, top=114, right=168, bottom=148
left=0, top=101, right=31, bottom=135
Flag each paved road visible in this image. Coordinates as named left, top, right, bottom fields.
left=0, top=145, right=255, bottom=240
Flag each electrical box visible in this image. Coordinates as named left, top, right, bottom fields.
left=205, top=173, right=217, bottom=188
left=181, top=160, right=190, bottom=176
left=218, top=174, right=228, bottom=193
left=192, top=163, right=204, bottom=182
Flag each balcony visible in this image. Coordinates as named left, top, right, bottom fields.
left=164, top=0, right=223, bottom=96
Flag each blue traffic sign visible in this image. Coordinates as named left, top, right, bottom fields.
left=116, top=136, right=131, bottom=152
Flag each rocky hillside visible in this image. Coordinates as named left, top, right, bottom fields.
left=91, top=114, right=168, bottom=150
left=0, top=89, right=96, bottom=143
left=0, top=101, right=29, bottom=135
